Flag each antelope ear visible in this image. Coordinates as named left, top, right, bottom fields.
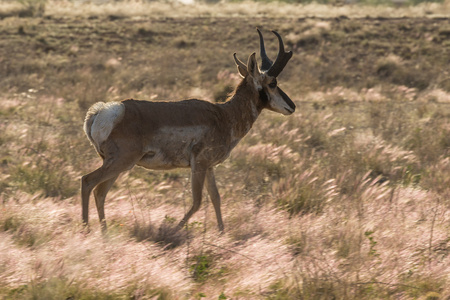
left=233, top=53, right=248, bottom=78
left=247, top=52, right=259, bottom=78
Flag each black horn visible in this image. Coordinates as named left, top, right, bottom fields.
left=257, top=28, right=273, bottom=71
left=267, top=31, right=292, bottom=78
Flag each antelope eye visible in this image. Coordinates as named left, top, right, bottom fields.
left=269, top=81, right=277, bottom=88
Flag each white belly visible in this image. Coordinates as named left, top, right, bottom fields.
left=136, top=126, right=208, bottom=170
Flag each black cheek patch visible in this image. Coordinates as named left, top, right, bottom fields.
left=259, top=88, right=269, bottom=106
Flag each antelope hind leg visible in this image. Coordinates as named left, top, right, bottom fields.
left=93, top=175, right=119, bottom=233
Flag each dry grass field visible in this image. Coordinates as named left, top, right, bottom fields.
left=1, top=1, right=450, bottom=299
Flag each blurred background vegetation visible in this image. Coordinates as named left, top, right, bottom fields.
left=0, top=0, right=448, bottom=19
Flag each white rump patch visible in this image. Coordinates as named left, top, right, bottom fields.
left=85, top=101, right=125, bottom=151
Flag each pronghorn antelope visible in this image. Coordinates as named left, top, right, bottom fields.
left=81, top=29, right=295, bottom=233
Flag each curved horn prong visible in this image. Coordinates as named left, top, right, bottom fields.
left=273, top=31, right=286, bottom=53
left=267, top=30, right=293, bottom=77
left=257, top=28, right=273, bottom=71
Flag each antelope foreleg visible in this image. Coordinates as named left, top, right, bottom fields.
left=205, top=168, right=224, bottom=232
left=177, top=165, right=207, bottom=230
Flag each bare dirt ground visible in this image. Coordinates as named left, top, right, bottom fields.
left=0, top=14, right=449, bottom=101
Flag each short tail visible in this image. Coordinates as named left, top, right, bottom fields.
left=84, top=104, right=100, bottom=150
left=84, top=101, right=125, bottom=155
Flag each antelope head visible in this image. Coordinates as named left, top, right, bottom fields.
left=233, top=29, right=295, bottom=115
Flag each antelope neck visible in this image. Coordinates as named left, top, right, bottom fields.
left=221, top=79, right=261, bottom=140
